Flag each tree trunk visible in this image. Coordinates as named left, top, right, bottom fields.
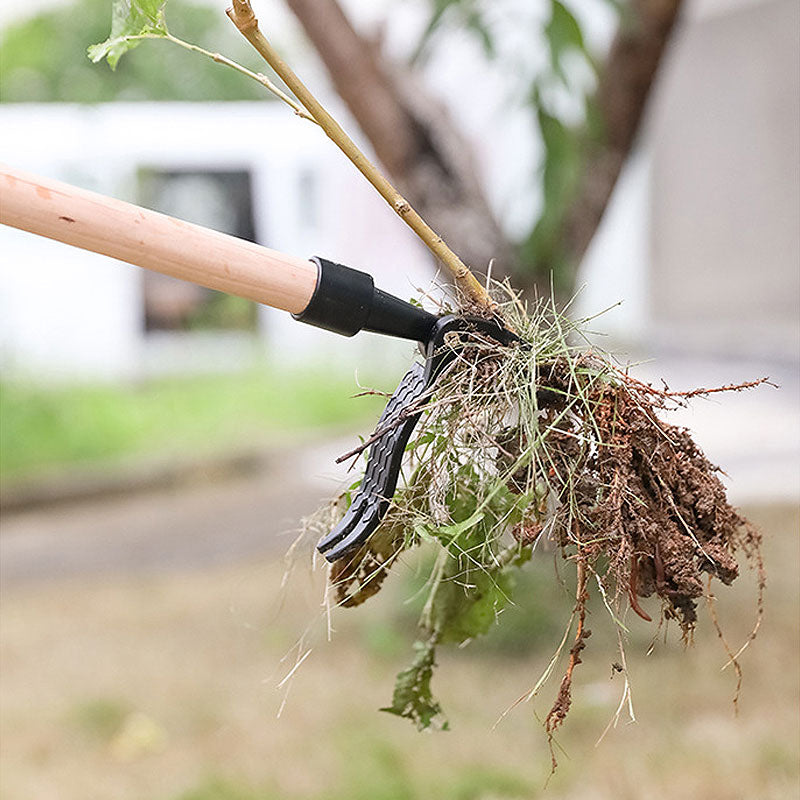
left=562, top=0, right=684, bottom=269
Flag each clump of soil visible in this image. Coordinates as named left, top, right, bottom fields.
left=538, top=361, right=762, bottom=634
left=527, top=359, right=766, bottom=758
left=302, top=289, right=768, bottom=760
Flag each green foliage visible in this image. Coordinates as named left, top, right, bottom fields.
left=520, top=99, right=584, bottom=294
left=0, top=368, right=385, bottom=481
left=381, top=638, right=448, bottom=731
left=382, top=545, right=567, bottom=660
left=380, top=474, right=534, bottom=729
left=352, top=418, right=541, bottom=730
left=0, top=0, right=266, bottom=102
left=416, top=470, right=534, bottom=644
left=432, top=556, right=515, bottom=645
left=472, top=558, right=568, bottom=657
left=88, top=0, right=168, bottom=68
left=423, top=493, right=517, bottom=645
left=411, top=0, right=619, bottom=290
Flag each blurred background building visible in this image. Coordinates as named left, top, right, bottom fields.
left=0, top=101, right=433, bottom=378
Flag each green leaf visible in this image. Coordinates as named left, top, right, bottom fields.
left=405, top=431, right=435, bottom=452
left=381, top=639, right=448, bottom=731
left=432, top=554, right=514, bottom=644
left=434, top=509, right=484, bottom=543
left=538, top=102, right=581, bottom=210
left=465, top=9, right=495, bottom=59
left=88, top=0, right=168, bottom=69
left=520, top=89, right=584, bottom=290
left=544, top=0, right=586, bottom=85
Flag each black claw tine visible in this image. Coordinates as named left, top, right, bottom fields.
left=317, top=362, right=427, bottom=563
left=323, top=502, right=387, bottom=562
left=316, top=495, right=367, bottom=553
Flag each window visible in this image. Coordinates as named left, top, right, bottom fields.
left=138, top=169, right=259, bottom=332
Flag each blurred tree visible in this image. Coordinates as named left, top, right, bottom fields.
left=0, top=0, right=267, bottom=102
left=285, top=0, right=683, bottom=297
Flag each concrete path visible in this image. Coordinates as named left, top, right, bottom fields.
left=0, top=437, right=357, bottom=585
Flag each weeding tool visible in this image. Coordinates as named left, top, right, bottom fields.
left=1, top=165, right=517, bottom=561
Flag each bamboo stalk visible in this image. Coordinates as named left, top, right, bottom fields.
left=226, top=0, right=496, bottom=313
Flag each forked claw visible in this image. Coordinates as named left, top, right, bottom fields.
left=317, top=315, right=519, bottom=562
left=318, top=501, right=388, bottom=561
left=316, top=494, right=369, bottom=555
left=317, top=362, right=427, bottom=562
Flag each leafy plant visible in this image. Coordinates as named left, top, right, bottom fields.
left=381, top=638, right=446, bottom=730
left=410, top=0, right=611, bottom=292
left=88, top=0, right=168, bottom=66
left=86, top=0, right=316, bottom=121
left=0, top=0, right=268, bottom=103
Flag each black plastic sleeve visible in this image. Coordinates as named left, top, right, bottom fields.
left=292, top=256, right=373, bottom=337
left=292, top=256, right=437, bottom=342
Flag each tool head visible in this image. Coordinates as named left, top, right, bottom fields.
left=317, top=313, right=519, bottom=562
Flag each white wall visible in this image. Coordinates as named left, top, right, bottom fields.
left=0, top=102, right=432, bottom=380
left=648, top=0, right=800, bottom=360
left=0, top=225, right=142, bottom=378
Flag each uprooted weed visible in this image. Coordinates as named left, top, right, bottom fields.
left=298, top=286, right=768, bottom=767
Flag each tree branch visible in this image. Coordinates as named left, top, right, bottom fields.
left=278, top=0, right=683, bottom=303
left=563, top=0, right=685, bottom=268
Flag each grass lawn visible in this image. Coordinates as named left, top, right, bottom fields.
left=0, top=367, right=387, bottom=481
left=0, top=504, right=796, bottom=800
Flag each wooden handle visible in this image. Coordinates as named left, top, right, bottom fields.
left=0, top=165, right=318, bottom=315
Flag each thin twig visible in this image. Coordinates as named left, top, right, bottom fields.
left=226, top=0, right=495, bottom=312
left=613, top=367, right=775, bottom=403
left=117, top=32, right=318, bottom=123
left=335, top=399, right=426, bottom=464
left=351, top=389, right=392, bottom=399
